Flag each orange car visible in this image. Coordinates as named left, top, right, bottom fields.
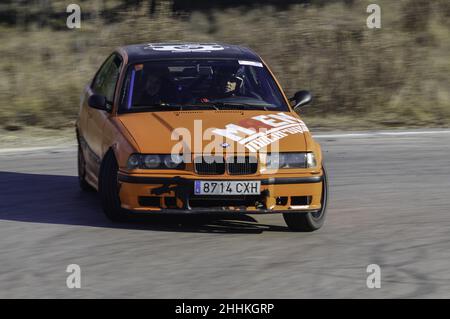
left=76, top=43, right=328, bottom=231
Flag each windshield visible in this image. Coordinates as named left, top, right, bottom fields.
left=118, top=59, right=289, bottom=112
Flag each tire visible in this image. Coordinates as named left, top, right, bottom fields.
left=78, top=144, right=95, bottom=192
left=99, top=150, right=129, bottom=222
left=283, top=165, right=329, bottom=232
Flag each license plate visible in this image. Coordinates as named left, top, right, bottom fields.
left=194, top=181, right=261, bottom=195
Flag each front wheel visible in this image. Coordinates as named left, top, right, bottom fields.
left=99, top=151, right=129, bottom=222
left=283, top=166, right=329, bottom=232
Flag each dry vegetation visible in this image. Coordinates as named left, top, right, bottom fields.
left=0, top=0, right=449, bottom=131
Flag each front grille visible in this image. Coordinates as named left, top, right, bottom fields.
left=194, top=156, right=225, bottom=175
left=194, top=156, right=258, bottom=175
left=227, top=156, right=258, bottom=175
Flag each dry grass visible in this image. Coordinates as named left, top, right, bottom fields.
left=0, top=0, right=449, bottom=131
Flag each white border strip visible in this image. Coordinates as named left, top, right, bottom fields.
left=0, top=130, right=449, bottom=154
left=314, top=130, right=450, bottom=139
left=0, top=144, right=76, bottom=155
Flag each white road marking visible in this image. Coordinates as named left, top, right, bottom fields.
left=314, top=130, right=450, bottom=139
left=0, top=130, right=449, bottom=154
left=0, top=144, right=76, bottom=154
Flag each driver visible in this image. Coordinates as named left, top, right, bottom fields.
left=221, top=73, right=242, bottom=97
left=209, top=72, right=243, bottom=100
left=135, top=74, right=163, bottom=106
left=136, top=68, right=175, bottom=106
left=195, top=67, right=244, bottom=103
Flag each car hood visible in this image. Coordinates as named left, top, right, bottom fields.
left=118, top=110, right=309, bottom=154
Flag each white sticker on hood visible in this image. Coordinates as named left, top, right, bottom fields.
left=212, top=113, right=309, bottom=152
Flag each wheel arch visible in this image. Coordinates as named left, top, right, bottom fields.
left=100, top=146, right=119, bottom=173
left=98, top=146, right=119, bottom=192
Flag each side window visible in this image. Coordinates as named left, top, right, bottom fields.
left=92, top=54, right=122, bottom=103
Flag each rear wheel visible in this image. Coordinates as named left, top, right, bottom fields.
left=78, top=144, right=95, bottom=192
left=283, top=166, right=328, bottom=232
left=99, top=151, right=129, bottom=222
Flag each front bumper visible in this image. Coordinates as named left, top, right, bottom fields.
left=118, top=173, right=324, bottom=214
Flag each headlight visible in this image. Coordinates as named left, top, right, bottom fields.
left=163, top=154, right=183, bottom=169
left=143, top=155, right=161, bottom=168
left=306, top=153, right=317, bottom=168
left=266, top=152, right=316, bottom=169
left=127, top=154, right=141, bottom=169
left=127, top=154, right=185, bottom=170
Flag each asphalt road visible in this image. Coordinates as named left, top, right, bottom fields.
left=0, top=130, right=449, bottom=298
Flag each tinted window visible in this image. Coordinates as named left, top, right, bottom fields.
left=119, top=59, right=288, bottom=112
left=92, top=54, right=122, bottom=102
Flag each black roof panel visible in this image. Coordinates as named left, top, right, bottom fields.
left=121, top=43, right=262, bottom=64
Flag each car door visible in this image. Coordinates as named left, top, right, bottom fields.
left=84, top=53, right=123, bottom=181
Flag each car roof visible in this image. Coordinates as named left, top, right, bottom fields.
left=120, top=42, right=262, bottom=64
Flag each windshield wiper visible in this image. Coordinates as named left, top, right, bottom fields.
left=133, top=103, right=184, bottom=110
left=209, top=101, right=274, bottom=111
left=183, top=103, right=219, bottom=110
left=160, top=103, right=184, bottom=110
left=136, top=101, right=276, bottom=111
left=187, top=101, right=274, bottom=111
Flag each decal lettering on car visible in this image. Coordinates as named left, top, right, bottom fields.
left=212, top=113, right=309, bottom=152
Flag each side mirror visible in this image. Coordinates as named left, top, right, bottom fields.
left=290, top=90, right=313, bottom=110
left=88, top=94, right=108, bottom=111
